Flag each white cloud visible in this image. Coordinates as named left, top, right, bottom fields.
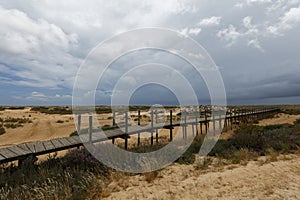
left=198, top=16, right=221, bottom=27
left=180, top=27, right=202, bottom=36
left=188, top=28, right=202, bottom=35
left=0, top=6, right=82, bottom=89
left=268, top=6, right=300, bottom=36
left=23, top=92, right=71, bottom=101
left=217, top=25, right=241, bottom=46
left=243, top=16, right=253, bottom=29
left=235, top=0, right=271, bottom=8
left=248, top=39, right=264, bottom=52
left=31, top=92, right=46, bottom=98
left=0, top=6, right=78, bottom=55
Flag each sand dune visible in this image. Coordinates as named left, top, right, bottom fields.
left=259, top=113, right=300, bottom=126
left=102, top=155, right=300, bottom=200
left=0, top=108, right=76, bottom=148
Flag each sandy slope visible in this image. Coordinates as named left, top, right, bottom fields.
left=102, top=155, right=300, bottom=200
left=259, top=113, right=300, bottom=126
left=98, top=113, right=300, bottom=200
left=0, top=108, right=76, bottom=147
left=0, top=108, right=118, bottom=148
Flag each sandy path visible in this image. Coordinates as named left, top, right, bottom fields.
left=102, top=155, right=300, bottom=200
left=259, top=113, right=300, bottom=126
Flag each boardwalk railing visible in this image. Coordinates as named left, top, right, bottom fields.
left=0, top=108, right=279, bottom=165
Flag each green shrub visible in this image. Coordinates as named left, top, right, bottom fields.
left=4, top=123, right=23, bottom=129
left=31, top=106, right=72, bottom=115
left=70, top=130, right=78, bottom=137
left=210, top=122, right=300, bottom=160
left=0, top=148, right=110, bottom=199
left=0, top=126, right=5, bottom=135
left=56, top=120, right=64, bottom=123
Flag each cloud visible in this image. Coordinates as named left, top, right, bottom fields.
left=198, top=16, right=222, bottom=27
left=235, top=0, right=271, bottom=8
left=0, top=6, right=78, bottom=55
left=18, top=91, right=72, bottom=102
left=247, top=39, right=264, bottom=52
left=268, top=6, right=300, bottom=36
left=0, top=0, right=300, bottom=105
left=180, top=27, right=202, bottom=36
left=217, top=25, right=241, bottom=46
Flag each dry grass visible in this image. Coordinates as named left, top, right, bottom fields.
left=144, top=171, right=159, bottom=183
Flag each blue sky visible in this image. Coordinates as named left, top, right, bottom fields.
left=0, top=0, right=300, bottom=106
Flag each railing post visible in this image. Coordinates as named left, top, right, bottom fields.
left=195, top=109, right=198, bottom=136
left=170, top=110, right=173, bottom=142
left=155, top=110, right=158, bottom=144
left=230, top=109, right=233, bottom=130
left=125, top=112, right=128, bottom=150
left=89, top=115, right=92, bottom=143
left=112, top=111, right=116, bottom=126
left=204, top=108, right=208, bottom=133
left=184, top=110, right=187, bottom=140
left=138, top=110, right=141, bottom=146
left=77, top=114, right=81, bottom=135
left=219, top=111, right=222, bottom=131
left=212, top=111, right=216, bottom=135
left=151, top=110, right=154, bottom=146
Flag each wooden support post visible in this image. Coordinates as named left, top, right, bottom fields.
left=204, top=109, right=208, bottom=133
left=184, top=111, right=187, bottom=140
left=112, top=138, right=115, bottom=144
left=138, top=110, right=141, bottom=146
left=219, top=112, right=222, bottom=131
left=151, top=110, right=154, bottom=146
left=230, top=110, right=233, bottom=130
left=112, top=111, right=116, bottom=126
left=125, top=112, right=128, bottom=150
left=170, top=110, right=173, bottom=142
left=155, top=110, right=158, bottom=144
left=195, top=109, right=198, bottom=136
left=224, top=112, right=227, bottom=129
left=192, top=123, right=195, bottom=137
left=212, top=112, right=216, bottom=135
left=77, top=115, right=81, bottom=135
left=89, top=116, right=93, bottom=143
left=200, top=122, right=203, bottom=135
left=18, top=159, right=23, bottom=168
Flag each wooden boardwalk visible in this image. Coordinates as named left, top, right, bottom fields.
left=0, top=108, right=279, bottom=165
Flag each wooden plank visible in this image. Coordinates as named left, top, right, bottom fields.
left=17, top=143, right=34, bottom=154
left=0, top=153, right=5, bottom=161
left=43, top=140, right=55, bottom=151
left=70, top=136, right=82, bottom=143
left=59, top=138, right=72, bottom=146
left=0, top=148, right=18, bottom=159
left=35, top=142, right=46, bottom=153
left=7, top=146, right=29, bottom=156
left=66, top=137, right=81, bottom=145
left=51, top=138, right=65, bottom=149
left=17, top=144, right=34, bottom=154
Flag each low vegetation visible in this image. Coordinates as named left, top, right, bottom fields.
left=279, top=105, right=300, bottom=115
left=0, top=117, right=32, bottom=130
left=56, top=120, right=65, bottom=124
left=0, top=150, right=110, bottom=199
left=0, top=126, right=5, bottom=135
left=31, top=106, right=72, bottom=115
left=1, top=109, right=300, bottom=199
left=209, top=122, right=300, bottom=162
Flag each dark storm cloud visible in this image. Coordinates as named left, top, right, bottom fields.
left=0, top=0, right=299, bottom=105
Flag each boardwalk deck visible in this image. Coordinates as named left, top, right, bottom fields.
left=0, top=108, right=279, bottom=165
